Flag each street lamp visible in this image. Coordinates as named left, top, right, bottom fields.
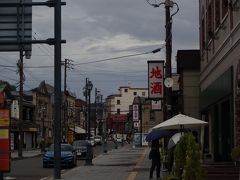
left=85, top=79, right=93, bottom=166
left=40, top=104, right=46, bottom=152
left=137, top=96, right=143, bottom=147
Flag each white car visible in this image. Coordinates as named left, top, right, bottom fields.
left=89, top=137, right=95, bottom=146
left=116, top=137, right=123, bottom=143
left=94, top=136, right=102, bottom=145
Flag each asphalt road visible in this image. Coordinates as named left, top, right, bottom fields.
left=3, top=141, right=117, bottom=180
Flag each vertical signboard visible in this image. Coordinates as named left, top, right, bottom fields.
left=132, top=104, right=139, bottom=122
left=0, top=109, right=10, bottom=172
left=148, top=61, right=164, bottom=99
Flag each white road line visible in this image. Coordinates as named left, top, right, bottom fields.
left=4, top=177, right=16, bottom=180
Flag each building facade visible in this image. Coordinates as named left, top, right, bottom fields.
left=105, top=86, right=148, bottom=134
left=176, top=50, right=200, bottom=119
left=199, top=0, right=240, bottom=162
left=32, top=81, right=54, bottom=147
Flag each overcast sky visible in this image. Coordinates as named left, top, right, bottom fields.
left=0, top=0, right=199, bottom=100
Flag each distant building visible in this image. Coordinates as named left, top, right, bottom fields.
left=32, top=81, right=54, bottom=147
left=105, top=86, right=148, bottom=134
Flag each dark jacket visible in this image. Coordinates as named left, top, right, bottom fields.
left=149, top=147, right=160, bottom=162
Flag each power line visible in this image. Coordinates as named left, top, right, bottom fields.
left=0, top=47, right=163, bottom=69
left=74, top=48, right=162, bottom=66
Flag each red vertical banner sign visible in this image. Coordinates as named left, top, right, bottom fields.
left=148, top=61, right=164, bottom=99
left=0, top=109, right=10, bottom=172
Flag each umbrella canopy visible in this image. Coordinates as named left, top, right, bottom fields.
left=167, top=132, right=183, bottom=149
left=145, top=129, right=173, bottom=142
left=152, top=113, right=208, bottom=130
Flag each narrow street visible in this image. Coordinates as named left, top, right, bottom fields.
left=4, top=142, right=116, bottom=180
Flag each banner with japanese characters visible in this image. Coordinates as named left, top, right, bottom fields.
left=148, top=61, right=164, bottom=99
left=132, top=104, right=139, bottom=122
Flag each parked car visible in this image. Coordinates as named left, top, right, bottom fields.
left=94, top=136, right=102, bottom=145
left=73, top=140, right=87, bottom=159
left=42, top=143, right=77, bottom=168
left=89, top=137, right=95, bottom=146
left=116, top=137, right=123, bottom=143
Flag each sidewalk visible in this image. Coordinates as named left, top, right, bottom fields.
left=46, top=144, right=159, bottom=180
left=11, top=149, right=42, bottom=159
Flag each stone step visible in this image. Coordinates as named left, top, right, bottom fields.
left=205, top=174, right=239, bottom=180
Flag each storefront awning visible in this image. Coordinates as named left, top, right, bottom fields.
left=69, top=126, right=86, bottom=134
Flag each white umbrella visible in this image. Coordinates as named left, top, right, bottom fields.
left=167, top=132, right=183, bottom=149
left=152, top=113, right=208, bottom=130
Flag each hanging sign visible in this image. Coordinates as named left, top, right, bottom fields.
left=148, top=61, right=164, bottom=99
left=151, top=100, right=162, bottom=110
left=133, top=104, right=139, bottom=122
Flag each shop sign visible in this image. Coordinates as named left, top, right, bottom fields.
left=0, top=109, right=10, bottom=172
left=133, top=104, right=139, bottom=122
left=148, top=61, right=164, bottom=99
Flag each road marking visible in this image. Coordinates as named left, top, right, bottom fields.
left=4, top=177, right=16, bottom=180
left=39, top=177, right=48, bottom=180
left=127, top=148, right=148, bottom=180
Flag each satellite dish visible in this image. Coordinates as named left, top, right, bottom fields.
left=164, top=77, right=173, bottom=88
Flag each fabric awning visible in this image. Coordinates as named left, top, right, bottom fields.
left=69, top=126, right=86, bottom=134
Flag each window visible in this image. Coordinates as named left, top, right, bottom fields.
left=124, top=89, right=128, bottom=93
left=133, top=92, right=137, bottom=96
left=142, top=92, right=146, bottom=96
left=221, top=0, right=228, bottom=19
left=150, top=110, right=155, bottom=121
left=207, top=2, right=214, bottom=40
left=117, top=109, right=120, bottom=114
left=215, top=0, right=220, bottom=29
left=117, top=100, right=120, bottom=105
left=201, top=18, right=206, bottom=50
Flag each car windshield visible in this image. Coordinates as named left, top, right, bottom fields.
left=48, top=144, right=73, bottom=151
left=73, top=141, right=87, bottom=146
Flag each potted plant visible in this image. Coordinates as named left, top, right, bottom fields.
left=231, top=146, right=240, bottom=166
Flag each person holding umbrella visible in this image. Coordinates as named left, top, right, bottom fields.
left=149, top=139, right=161, bottom=180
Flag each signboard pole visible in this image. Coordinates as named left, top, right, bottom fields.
left=53, top=0, right=62, bottom=178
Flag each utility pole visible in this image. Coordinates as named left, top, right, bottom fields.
left=54, top=0, right=62, bottom=178
left=95, top=88, right=97, bottom=136
left=63, top=58, right=73, bottom=142
left=146, top=0, right=179, bottom=120
left=165, top=0, right=172, bottom=120
left=18, top=50, right=24, bottom=158
left=84, top=78, right=88, bottom=136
